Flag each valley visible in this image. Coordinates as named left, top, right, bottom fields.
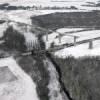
left=0, top=1, right=100, bottom=100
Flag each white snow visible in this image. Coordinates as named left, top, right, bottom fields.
left=57, top=28, right=85, bottom=34
left=44, top=29, right=100, bottom=48
left=0, top=10, right=57, bottom=26
left=44, top=28, right=100, bottom=58
left=0, top=23, right=8, bottom=38
left=43, top=28, right=85, bottom=49
left=0, top=57, right=39, bottom=100
left=3, top=10, right=39, bottom=25
left=0, top=9, right=68, bottom=46
left=72, top=30, right=100, bottom=37
left=54, top=36, right=74, bottom=46
left=77, top=33, right=100, bottom=42
left=54, top=39, right=100, bottom=58
left=37, top=10, right=92, bottom=13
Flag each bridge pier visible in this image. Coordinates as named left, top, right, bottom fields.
left=88, top=40, right=93, bottom=49
left=58, top=34, right=62, bottom=43
left=74, top=36, right=77, bottom=45
left=46, top=32, right=48, bottom=41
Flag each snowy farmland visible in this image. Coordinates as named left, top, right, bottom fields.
left=43, top=28, right=86, bottom=49
left=43, top=28, right=100, bottom=47
left=43, top=28, right=100, bottom=58
left=1, top=9, right=100, bottom=58
left=0, top=9, right=52, bottom=49
left=54, top=39, right=100, bottom=58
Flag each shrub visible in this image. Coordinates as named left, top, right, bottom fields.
left=4, top=26, right=26, bottom=52
left=17, top=55, right=50, bottom=100
left=32, top=11, right=100, bottom=30
left=51, top=55, right=100, bottom=100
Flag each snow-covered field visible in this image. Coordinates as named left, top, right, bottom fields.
left=0, top=9, right=79, bottom=43
left=0, top=8, right=98, bottom=47
left=43, top=28, right=100, bottom=58
left=0, top=8, right=100, bottom=58
left=55, top=39, right=100, bottom=58
left=44, top=29, right=100, bottom=45
left=43, top=28, right=100, bottom=48
left=54, top=29, right=100, bottom=58
left=43, top=28, right=86, bottom=49
left=0, top=23, right=8, bottom=38
left=0, top=10, right=54, bottom=25
left=1, top=9, right=90, bottom=49
left=0, top=57, right=39, bottom=100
